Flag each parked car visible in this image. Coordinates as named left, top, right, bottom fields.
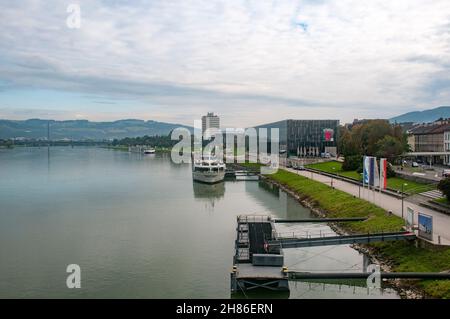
left=412, top=161, right=419, bottom=167
left=443, top=169, right=450, bottom=177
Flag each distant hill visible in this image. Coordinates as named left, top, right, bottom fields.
left=0, top=119, right=193, bottom=140
left=390, top=106, right=450, bottom=123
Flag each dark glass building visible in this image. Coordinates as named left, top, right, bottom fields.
left=253, top=119, right=339, bottom=157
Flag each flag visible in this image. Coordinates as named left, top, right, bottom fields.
left=379, top=158, right=387, bottom=189
left=363, top=156, right=380, bottom=187
left=363, top=156, right=370, bottom=185
left=369, top=157, right=375, bottom=187
left=373, top=157, right=380, bottom=187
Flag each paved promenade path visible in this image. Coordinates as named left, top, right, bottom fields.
left=282, top=167, right=450, bottom=246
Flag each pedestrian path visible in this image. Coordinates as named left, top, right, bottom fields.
left=419, top=189, right=444, bottom=200
left=282, top=167, right=450, bottom=245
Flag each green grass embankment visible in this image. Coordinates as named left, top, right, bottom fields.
left=239, top=162, right=264, bottom=171
left=264, top=169, right=450, bottom=298
left=266, top=169, right=404, bottom=233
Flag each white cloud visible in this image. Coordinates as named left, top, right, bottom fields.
left=0, top=0, right=449, bottom=126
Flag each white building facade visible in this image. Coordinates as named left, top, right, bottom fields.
left=202, top=112, right=220, bottom=134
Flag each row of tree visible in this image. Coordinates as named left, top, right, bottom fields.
left=110, top=135, right=177, bottom=148
left=0, top=139, right=14, bottom=148
left=338, top=120, right=410, bottom=171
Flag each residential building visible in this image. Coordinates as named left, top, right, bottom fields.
left=407, top=118, right=450, bottom=165
left=444, top=131, right=450, bottom=165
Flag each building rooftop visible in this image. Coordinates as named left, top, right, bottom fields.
left=408, top=118, right=450, bottom=135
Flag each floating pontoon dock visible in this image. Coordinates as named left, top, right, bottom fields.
left=231, top=214, right=420, bottom=295
left=231, top=215, right=288, bottom=294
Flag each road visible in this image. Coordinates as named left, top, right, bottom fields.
left=282, top=167, right=450, bottom=246
left=394, top=165, right=443, bottom=182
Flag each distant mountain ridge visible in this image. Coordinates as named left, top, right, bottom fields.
left=0, top=119, right=193, bottom=140
left=390, top=106, right=450, bottom=123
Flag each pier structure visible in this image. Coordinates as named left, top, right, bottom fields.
left=231, top=214, right=420, bottom=295
left=225, top=167, right=260, bottom=180
left=231, top=215, right=289, bottom=294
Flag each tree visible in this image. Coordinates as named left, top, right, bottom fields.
left=438, top=177, right=450, bottom=201
left=338, top=120, right=409, bottom=163
left=0, top=139, right=14, bottom=148
left=375, top=136, right=405, bottom=163
left=338, top=126, right=359, bottom=156
left=342, top=154, right=362, bottom=171
left=110, top=134, right=177, bottom=148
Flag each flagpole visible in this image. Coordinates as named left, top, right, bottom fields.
left=362, top=156, right=365, bottom=200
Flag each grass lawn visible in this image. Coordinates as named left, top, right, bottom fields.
left=372, top=241, right=450, bottom=299
left=238, top=162, right=265, bottom=171
left=387, top=177, right=435, bottom=194
left=264, top=169, right=450, bottom=298
left=434, top=197, right=449, bottom=205
left=306, top=161, right=362, bottom=180
left=306, top=161, right=435, bottom=195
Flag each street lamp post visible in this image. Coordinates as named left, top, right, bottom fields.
left=401, top=183, right=408, bottom=219
left=331, top=167, right=335, bottom=188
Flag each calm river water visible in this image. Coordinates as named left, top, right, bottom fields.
left=0, top=147, right=399, bottom=298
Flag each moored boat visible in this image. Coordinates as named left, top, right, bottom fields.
left=192, top=155, right=226, bottom=183
left=143, top=148, right=156, bottom=154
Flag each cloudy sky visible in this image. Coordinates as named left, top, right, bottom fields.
left=0, top=0, right=450, bottom=127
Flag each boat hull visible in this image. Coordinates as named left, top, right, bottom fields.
left=193, top=171, right=226, bottom=184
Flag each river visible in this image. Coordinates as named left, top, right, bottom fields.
left=0, top=147, right=399, bottom=298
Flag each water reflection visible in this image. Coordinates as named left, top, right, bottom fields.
left=192, top=181, right=225, bottom=199
left=244, top=180, right=312, bottom=220
left=258, top=180, right=280, bottom=197
left=289, top=281, right=399, bottom=299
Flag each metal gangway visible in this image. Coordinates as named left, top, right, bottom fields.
left=268, top=231, right=416, bottom=250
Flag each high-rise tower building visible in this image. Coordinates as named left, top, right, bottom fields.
left=202, top=112, right=220, bottom=134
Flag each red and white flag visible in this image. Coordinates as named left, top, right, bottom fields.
left=379, top=158, right=387, bottom=189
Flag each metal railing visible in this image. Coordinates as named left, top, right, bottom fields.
left=237, top=215, right=272, bottom=223
left=275, top=230, right=337, bottom=239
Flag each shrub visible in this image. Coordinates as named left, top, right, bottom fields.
left=387, top=162, right=396, bottom=178
left=437, top=177, right=450, bottom=201
left=342, top=155, right=361, bottom=171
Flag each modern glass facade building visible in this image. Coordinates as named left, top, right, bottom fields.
left=253, top=119, right=339, bottom=157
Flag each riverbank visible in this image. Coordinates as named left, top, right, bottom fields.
left=263, top=169, right=450, bottom=299
left=103, top=145, right=171, bottom=152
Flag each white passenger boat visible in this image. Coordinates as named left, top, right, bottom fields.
left=143, top=148, right=156, bottom=154
left=192, top=155, right=226, bottom=184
